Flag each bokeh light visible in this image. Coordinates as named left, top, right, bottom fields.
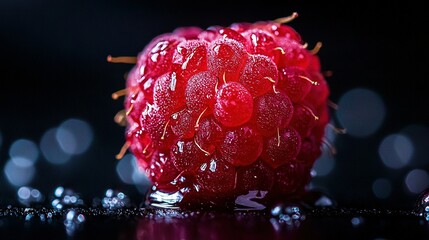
left=4, top=159, right=36, bottom=187
left=336, top=88, right=385, bottom=138
left=40, top=128, right=72, bottom=164
left=116, top=153, right=150, bottom=193
left=17, top=186, right=44, bottom=206
left=372, top=178, right=392, bottom=199
left=9, top=139, right=39, bottom=167
left=0, top=131, right=3, bottom=150
left=56, top=118, right=93, bottom=155
left=405, top=169, right=429, bottom=194
left=400, top=124, right=429, bottom=167
left=116, top=154, right=138, bottom=185
left=312, top=150, right=336, bottom=177
left=378, top=134, right=414, bottom=169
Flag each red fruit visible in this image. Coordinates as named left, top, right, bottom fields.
left=146, top=151, right=179, bottom=188
left=208, top=38, right=248, bottom=81
left=141, top=34, right=183, bottom=78
left=253, top=92, right=294, bottom=136
left=171, top=139, right=210, bottom=172
left=153, top=72, right=186, bottom=114
left=125, top=90, right=146, bottom=123
left=195, top=155, right=237, bottom=197
left=273, top=37, right=310, bottom=69
left=241, top=28, right=277, bottom=54
left=239, top=54, right=278, bottom=97
left=213, top=82, right=254, bottom=127
left=274, top=162, right=311, bottom=195
left=172, top=40, right=208, bottom=80
left=118, top=14, right=331, bottom=207
left=236, top=160, right=275, bottom=193
left=185, top=71, right=217, bottom=115
left=218, top=28, right=249, bottom=48
left=277, top=66, right=315, bottom=103
left=261, top=127, right=301, bottom=168
left=219, top=124, right=263, bottom=166
left=170, top=109, right=196, bottom=139
left=194, top=117, right=224, bottom=155
left=289, top=104, right=318, bottom=138
left=303, top=71, right=330, bottom=107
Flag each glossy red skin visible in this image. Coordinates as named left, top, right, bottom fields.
left=123, top=19, right=330, bottom=206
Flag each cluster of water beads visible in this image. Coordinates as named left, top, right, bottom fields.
left=415, top=188, right=429, bottom=221
left=17, top=186, right=44, bottom=207
left=64, top=209, right=86, bottom=236
left=1, top=186, right=429, bottom=237
left=100, top=189, right=131, bottom=210
left=270, top=203, right=306, bottom=227
left=51, top=186, right=85, bottom=210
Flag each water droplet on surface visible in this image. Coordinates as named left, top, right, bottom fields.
left=51, top=186, right=85, bottom=210
left=351, top=216, right=364, bottom=227
left=415, top=188, right=429, bottom=221
left=147, top=189, right=183, bottom=209
left=64, top=209, right=86, bottom=236
left=25, top=214, right=33, bottom=221
left=101, top=189, right=131, bottom=210
left=269, top=202, right=306, bottom=227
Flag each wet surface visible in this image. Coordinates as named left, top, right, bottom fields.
left=1, top=205, right=428, bottom=240
left=1, top=187, right=429, bottom=239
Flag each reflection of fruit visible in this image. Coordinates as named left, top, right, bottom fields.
left=114, top=12, right=330, bottom=206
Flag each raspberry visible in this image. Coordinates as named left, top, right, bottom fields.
left=214, top=82, right=254, bottom=127
left=112, top=13, right=332, bottom=208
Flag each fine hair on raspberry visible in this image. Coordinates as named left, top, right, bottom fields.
left=110, top=12, right=333, bottom=208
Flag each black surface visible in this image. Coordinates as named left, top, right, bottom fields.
left=0, top=206, right=427, bottom=240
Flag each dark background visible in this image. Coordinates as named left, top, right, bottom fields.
left=1, top=0, right=428, bottom=210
